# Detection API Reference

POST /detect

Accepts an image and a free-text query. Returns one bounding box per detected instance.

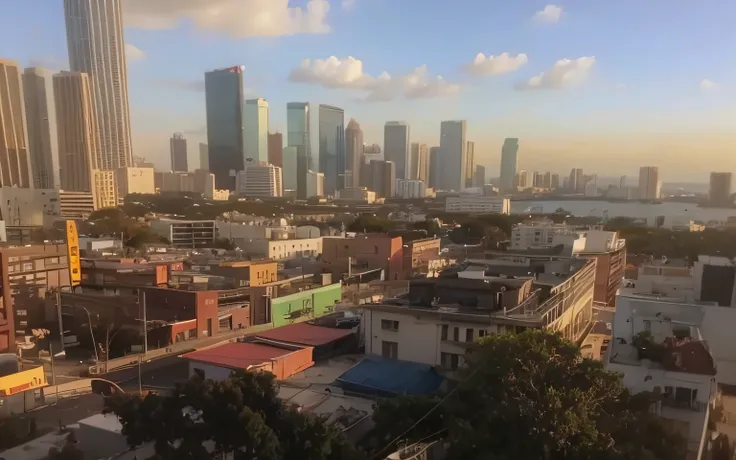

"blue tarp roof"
[336,355,444,397]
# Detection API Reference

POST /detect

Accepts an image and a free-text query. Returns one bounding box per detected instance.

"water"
[509,200,736,223]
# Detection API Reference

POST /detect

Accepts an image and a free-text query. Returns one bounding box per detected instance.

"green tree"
[104,370,362,460]
[411,219,441,237]
[347,215,395,233]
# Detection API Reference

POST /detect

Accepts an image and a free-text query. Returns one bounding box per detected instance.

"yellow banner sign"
[66,220,81,287]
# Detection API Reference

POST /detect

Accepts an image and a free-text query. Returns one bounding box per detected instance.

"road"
[105,354,189,391]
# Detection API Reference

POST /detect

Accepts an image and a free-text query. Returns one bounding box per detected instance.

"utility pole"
[55,290,65,353]
[50,342,57,405]
[142,291,148,355]
[138,356,142,394]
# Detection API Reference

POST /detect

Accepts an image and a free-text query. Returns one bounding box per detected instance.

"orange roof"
[182,342,298,370]
[254,322,354,346]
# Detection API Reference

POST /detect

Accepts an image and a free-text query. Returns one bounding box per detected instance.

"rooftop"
[182,342,305,370]
[253,322,355,347]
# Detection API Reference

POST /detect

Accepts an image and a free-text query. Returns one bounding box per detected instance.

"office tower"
[533,172,544,188]
[396,180,427,199]
[439,120,467,191]
[638,166,660,200]
[205,66,245,190]
[384,122,410,179]
[515,170,528,188]
[53,72,97,194]
[318,104,345,195]
[428,146,440,189]
[64,0,132,170]
[282,146,297,191]
[93,170,118,208]
[287,102,311,199]
[0,59,32,188]
[551,173,560,190]
[306,170,325,198]
[170,133,188,172]
[116,166,155,197]
[569,168,585,193]
[23,67,59,189]
[268,132,283,168]
[542,172,552,189]
[235,163,283,197]
[199,143,209,170]
[619,175,627,188]
[370,160,396,198]
[465,141,475,188]
[345,119,363,189]
[244,98,269,163]
[474,165,486,187]
[499,138,519,193]
[409,143,429,182]
[709,172,733,205]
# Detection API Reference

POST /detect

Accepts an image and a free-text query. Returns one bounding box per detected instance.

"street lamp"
[79,306,100,363]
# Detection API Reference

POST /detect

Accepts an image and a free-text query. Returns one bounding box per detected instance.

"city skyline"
[1,1,733,180]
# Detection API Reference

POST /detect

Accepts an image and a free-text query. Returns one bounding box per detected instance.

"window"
[441,352,461,370]
[381,319,399,331]
[441,324,448,340]
[465,328,474,342]
[453,327,459,341]
[382,341,398,359]
[478,329,487,338]
[15,309,27,316]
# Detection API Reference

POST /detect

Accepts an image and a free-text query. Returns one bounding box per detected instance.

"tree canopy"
[346,215,395,233]
[104,370,362,460]
[370,329,686,460]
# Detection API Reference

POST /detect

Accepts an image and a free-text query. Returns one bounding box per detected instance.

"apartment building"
[150,219,217,248]
[445,196,510,214]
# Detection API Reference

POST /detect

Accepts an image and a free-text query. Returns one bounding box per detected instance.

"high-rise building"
[64,0,133,170]
[428,146,440,189]
[53,71,97,194]
[345,119,363,189]
[569,168,585,193]
[465,141,475,188]
[318,104,345,195]
[235,163,283,197]
[306,170,324,198]
[170,133,188,172]
[474,165,486,187]
[709,172,732,205]
[268,132,283,168]
[384,122,410,180]
[542,172,552,189]
[0,58,32,188]
[370,160,396,199]
[93,170,118,209]
[205,66,245,190]
[116,166,155,197]
[533,172,544,188]
[286,102,311,199]
[23,67,59,189]
[499,138,519,193]
[244,98,269,163]
[199,143,209,170]
[638,166,660,200]
[439,120,467,191]
[409,143,429,182]
[551,173,560,190]
[396,180,427,199]
[282,146,297,191]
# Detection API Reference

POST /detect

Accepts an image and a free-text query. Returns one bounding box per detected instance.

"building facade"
[235,163,283,197]
[318,105,345,196]
[150,219,217,248]
[428,146,440,189]
[708,172,732,205]
[465,141,475,188]
[205,66,245,190]
[445,196,510,214]
[638,166,661,200]
[23,67,59,189]
[370,160,396,198]
[499,138,518,193]
[199,143,209,170]
[384,122,410,180]
[306,170,325,198]
[286,102,311,199]
[244,98,269,163]
[92,170,117,209]
[267,132,283,168]
[282,146,297,191]
[345,119,363,189]
[116,166,155,197]
[474,165,486,187]
[409,143,429,182]
[397,179,427,199]
[0,58,32,188]
[439,120,467,191]
[170,133,188,172]
[64,0,133,170]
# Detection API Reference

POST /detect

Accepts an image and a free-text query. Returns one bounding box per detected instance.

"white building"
[306,170,324,198]
[438,120,467,191]
[606,295,719,458]
[235,163,283,197]
[116,166,155,197]
[510,222,574,250]
[150,219,217,248]
[239,236,323,260]
[396,179,426,199]
[638,166,661,200]
[244,98,269,163]
[628,264,695,301]
[445,195,510,214]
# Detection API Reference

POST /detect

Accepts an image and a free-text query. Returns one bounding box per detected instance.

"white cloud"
[534,5,563,23]
[123,0,330,37]
[125,44,146,61]
[342,0,357,10]
[465,52,529,76]
[289,56,460,101]
[700,79,717,90]
[515,57,596,91]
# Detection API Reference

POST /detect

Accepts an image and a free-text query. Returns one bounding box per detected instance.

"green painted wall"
[270,283,342,328]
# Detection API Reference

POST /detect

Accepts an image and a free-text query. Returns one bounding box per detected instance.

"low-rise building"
[445,195,510,214]
[150,219,217,248]
[208,259,278,287]
[402,237,441,278]
[322,234,403,281]
[235,163,283,197]
[59,190,95,218]
[239,236,323,260]
[336,187,376,203]
[0,188,59,227]
[510,221,576,250]
[155,169,216,199]
[116,166,155,197]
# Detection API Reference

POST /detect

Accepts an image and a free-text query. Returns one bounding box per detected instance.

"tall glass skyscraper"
[286,102,311,199]
[384,122,410,180]
[318,105,345,196]
[244,98,269,163]
[500,138,519,193]
[439,120,467,191]
[205,66,245,190]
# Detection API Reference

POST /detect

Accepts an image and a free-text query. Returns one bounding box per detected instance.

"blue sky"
[1,0,735,180]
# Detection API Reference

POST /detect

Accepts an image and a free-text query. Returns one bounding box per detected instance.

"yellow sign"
[0,366,47,396]
[66,220,81,287]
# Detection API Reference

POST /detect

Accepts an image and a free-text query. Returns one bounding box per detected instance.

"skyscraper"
[64,0,132,170]
[499,138,519,193]
[282,146,297,191]
[205,66,245,190]
[465,141,475,188]
[23,67,59,189]
[0,58,32,188]
[268,132,283,168]
[318,104,345,195]
[474,165,486,187]
[199,143,209,170]
[384,122,410,179]
[439,120,467,191]
[53,72,97,193]
[569,168,585,193]
[638,166,660,200]
[409,143,429,182]
[170,133,188,172]
[709,172,732,205]
[370,160,396,198]
[286,102,311,199]
[345,119,363,189]
[428,146,440,189]
[244,98,269,163]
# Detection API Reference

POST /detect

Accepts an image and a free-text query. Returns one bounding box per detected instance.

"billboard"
[66,220,81,287]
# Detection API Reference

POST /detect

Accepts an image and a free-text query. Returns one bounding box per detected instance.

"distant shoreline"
[509,196,735,209]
